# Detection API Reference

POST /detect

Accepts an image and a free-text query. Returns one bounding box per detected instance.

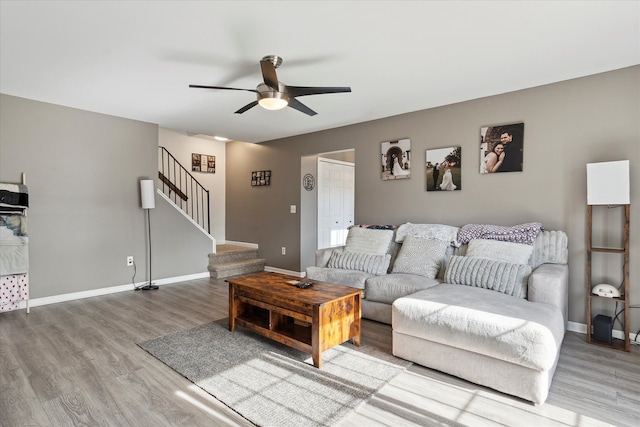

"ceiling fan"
[189,55,351,116]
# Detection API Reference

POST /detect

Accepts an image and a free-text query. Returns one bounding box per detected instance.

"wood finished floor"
[1,277,638,427]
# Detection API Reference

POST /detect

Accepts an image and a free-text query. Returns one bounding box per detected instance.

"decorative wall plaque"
[303,173,315,191]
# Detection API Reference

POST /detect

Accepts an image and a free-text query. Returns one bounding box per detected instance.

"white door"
[318,158,355,249]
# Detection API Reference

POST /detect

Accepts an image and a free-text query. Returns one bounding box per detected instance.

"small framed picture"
[251,170,271,186]
[192,153,215,173]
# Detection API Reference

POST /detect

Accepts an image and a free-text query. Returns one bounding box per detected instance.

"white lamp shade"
[140,180,155,209]
[586,160,630,205]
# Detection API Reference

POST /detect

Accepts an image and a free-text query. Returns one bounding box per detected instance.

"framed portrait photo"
[480,122,524,174]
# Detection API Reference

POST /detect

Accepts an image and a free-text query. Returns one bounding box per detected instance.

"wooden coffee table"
[228,272,362,368]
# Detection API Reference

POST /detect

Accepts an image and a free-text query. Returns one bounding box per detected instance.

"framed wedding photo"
[381,138,411,181]
[426,146,461,192]
[480,122,524,174]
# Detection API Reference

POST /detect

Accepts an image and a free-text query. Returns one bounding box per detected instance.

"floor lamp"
[137,180,158,290]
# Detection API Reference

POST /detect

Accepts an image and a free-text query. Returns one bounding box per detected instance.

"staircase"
[208,244,266,279]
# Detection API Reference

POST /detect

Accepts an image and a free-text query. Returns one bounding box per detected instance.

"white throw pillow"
[466,239,533,265]
[344,227,394,255]
[391,235,449,279]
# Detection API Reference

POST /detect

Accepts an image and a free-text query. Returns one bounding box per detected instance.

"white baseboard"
[567,320,638,343]
[567,321,587,334]
[264,266,305,277]
[12,272,210,310]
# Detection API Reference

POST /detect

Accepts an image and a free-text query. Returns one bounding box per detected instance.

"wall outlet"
[281,247,286,255]
[126,256,134,266]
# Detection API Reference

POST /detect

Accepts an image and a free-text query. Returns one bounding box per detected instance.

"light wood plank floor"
[1,278,638,427]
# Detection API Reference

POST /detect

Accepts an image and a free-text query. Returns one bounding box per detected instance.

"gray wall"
[0,94,211,299]
[226,65,640,328]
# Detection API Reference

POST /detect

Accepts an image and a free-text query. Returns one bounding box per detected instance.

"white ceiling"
[1,1,639,143]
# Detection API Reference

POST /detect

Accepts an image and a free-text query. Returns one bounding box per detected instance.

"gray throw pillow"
[444,255,532,298]
[391,235,449,279]
[465,239,533,265]
[344,227,394,255]
[327,250,391,275]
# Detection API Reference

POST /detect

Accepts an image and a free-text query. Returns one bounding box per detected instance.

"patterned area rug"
[138,319,410,426]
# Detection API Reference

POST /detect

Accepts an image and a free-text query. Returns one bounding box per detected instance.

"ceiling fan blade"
[287,86,351,97]
[260,60,279,90]
[234,100,259,114]
[189,84,258,93]
[288,98,317,116]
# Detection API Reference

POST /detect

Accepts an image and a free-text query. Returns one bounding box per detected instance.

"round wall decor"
[303,173,315,191]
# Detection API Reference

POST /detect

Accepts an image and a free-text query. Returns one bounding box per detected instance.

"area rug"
[138,319,410,427]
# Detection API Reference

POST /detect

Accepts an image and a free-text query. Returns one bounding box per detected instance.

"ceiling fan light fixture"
[258,93,289,110]
[257,83,289,110]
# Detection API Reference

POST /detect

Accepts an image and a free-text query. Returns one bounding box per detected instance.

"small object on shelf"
[593,314,613,344]
[592,284,621,298]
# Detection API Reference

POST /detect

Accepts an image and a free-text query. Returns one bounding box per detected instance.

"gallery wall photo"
[381,138,411,180]
[480,122,524,174]
[426,146,461,192]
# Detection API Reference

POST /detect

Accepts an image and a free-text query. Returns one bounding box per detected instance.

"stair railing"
[158,146,210,234]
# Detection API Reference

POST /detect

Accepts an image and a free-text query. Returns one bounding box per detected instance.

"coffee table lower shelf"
[235,313,313,354]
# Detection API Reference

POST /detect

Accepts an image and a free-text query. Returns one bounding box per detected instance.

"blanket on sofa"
[457,222,543,245]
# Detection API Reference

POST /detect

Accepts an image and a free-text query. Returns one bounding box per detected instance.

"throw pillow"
[391,235,449,279]
[444,255,532,298]
[466,239,533,265]
[327,250,391,275]
[344,227,394,255]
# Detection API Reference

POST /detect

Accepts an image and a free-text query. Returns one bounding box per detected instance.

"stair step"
[209,258,266,279]
[210,245,259,265]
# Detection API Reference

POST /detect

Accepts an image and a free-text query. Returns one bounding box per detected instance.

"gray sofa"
[306,223,569,404]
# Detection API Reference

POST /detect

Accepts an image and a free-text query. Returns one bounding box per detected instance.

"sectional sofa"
[306,222,569,404]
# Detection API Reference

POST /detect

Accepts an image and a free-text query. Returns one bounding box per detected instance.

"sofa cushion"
[392,285,564,371]
[444,255,531,298]
[391,235,449,278]
[345,227,394,255]
[365,273,440,305]
[465,239,533,264]
[305,266,371,290]
[327,250,391,275]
